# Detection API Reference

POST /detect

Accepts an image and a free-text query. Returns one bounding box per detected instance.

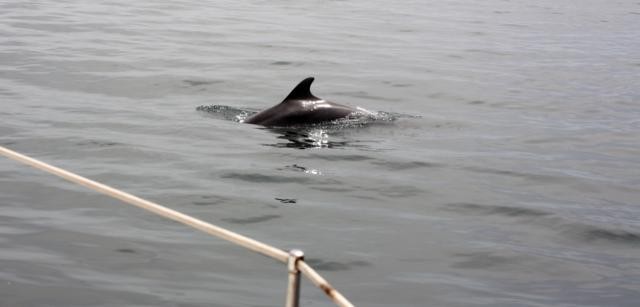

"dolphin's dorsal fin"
[282,77,318,102]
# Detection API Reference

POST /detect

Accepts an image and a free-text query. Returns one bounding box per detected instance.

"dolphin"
[244,77,372,127]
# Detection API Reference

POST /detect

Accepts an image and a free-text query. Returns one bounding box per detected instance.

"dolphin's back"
[245,100,353,126]
[244,77,357,127]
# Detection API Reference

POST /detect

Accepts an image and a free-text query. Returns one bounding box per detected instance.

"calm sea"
[1,1,639,306]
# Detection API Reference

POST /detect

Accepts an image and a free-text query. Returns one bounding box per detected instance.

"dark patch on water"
[221,172,310,184]
[271,61,291,65]
[76,140,121,147]
[469,100,485,105]
[222,214,281,224]
[183,79,221,86]
[443,203,551,217]
[116,248,136,254]
[392,83,412,88]
[275,198,296,204]
[305,258,371,271]
[566,225,640,246]
[377,185,424,198]
[463,166,562,182]
[451,252,519,269]
[281,164,307,172]
[192,195,228,206]
[448,203,640,247]
[0,88,18,96]
[501,23,528,28]
[371,160,441,170]
[427,92,444,99]
[382,80,413,87]
[270,61,302,66]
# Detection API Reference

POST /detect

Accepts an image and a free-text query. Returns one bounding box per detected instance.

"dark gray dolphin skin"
[244,77,370,126]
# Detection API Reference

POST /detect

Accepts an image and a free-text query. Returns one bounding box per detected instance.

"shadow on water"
[222,214,282,225]
[304,257,372,272]
[442,203,640,247]
[564,225,640,247]
[442,202,552,217]
[262,127,363,149]
[197,104,417,149]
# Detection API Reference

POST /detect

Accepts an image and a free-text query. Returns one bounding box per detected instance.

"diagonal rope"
[0,145,354,307]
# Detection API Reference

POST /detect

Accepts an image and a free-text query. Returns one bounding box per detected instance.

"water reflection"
[263,127,351,149]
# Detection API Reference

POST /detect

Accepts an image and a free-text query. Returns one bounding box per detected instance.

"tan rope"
[0,145,354,306]
[0,145,292,260]
[299,261,355,307]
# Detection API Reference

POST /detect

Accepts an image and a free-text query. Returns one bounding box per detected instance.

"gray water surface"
[2,1,640,306]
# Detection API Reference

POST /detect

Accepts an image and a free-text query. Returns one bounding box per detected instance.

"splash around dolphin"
[244,77,374,127]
